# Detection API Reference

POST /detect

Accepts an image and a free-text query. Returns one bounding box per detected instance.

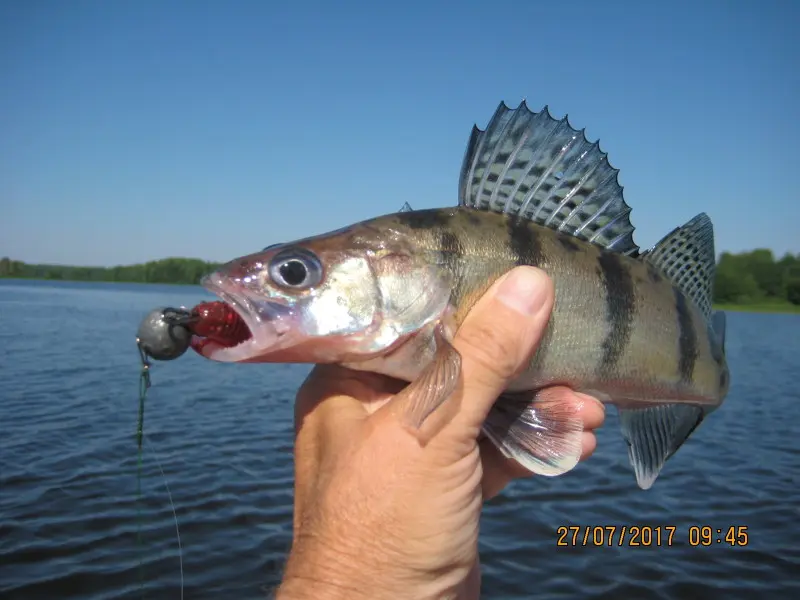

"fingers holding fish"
[296,364,405,424]
[479,387,605,500]
[451,266,555,431]
[573,392,606,430]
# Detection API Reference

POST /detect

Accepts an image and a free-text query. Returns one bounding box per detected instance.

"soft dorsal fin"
[642,213,716,320]
[458,101,639,256]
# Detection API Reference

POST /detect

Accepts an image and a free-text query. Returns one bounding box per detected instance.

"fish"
[193,101,730,490]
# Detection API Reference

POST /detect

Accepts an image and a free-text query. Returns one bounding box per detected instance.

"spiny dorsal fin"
[642,213,716,320]
[398,202,413,213]
[458,101,639,256]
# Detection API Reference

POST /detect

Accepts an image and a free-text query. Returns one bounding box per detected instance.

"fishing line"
[136,343,151,596]
[143,432,185,600]
[136,339,185,600]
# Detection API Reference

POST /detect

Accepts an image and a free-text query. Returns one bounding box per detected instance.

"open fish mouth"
[196,273,296,362]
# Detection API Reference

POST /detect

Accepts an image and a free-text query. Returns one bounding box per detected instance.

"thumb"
[452,266,554,429]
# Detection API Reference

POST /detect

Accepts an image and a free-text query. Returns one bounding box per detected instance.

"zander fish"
[193,102,730,490]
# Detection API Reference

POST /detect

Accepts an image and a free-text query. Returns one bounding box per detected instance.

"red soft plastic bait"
[190,301,250,348]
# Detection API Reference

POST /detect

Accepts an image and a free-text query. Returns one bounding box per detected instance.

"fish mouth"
[197,272,297,362]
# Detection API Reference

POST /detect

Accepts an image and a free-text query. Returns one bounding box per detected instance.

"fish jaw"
[196,271,304,363]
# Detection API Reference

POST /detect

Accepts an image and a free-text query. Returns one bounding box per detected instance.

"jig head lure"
[136,301,246,360]
[134,301,246,446]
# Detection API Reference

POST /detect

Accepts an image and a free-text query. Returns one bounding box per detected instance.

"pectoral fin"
[392,324,462,433]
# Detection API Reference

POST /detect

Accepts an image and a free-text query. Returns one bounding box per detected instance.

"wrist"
[275,576,374,600]
[276,534,400,600]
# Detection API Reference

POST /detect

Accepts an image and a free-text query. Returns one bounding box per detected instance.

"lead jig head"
[136,307,194,361]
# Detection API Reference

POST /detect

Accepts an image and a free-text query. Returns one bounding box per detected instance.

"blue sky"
[1,0,798,266]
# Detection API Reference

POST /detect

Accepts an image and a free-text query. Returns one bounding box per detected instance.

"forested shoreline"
[714,250,800,309]
[0,256,222,286]
[2,250,799,311]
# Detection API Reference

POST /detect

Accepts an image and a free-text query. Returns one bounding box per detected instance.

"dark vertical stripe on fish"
[438,229,467,306]
[597,251,635,373]
[506,217,544,267]
[674,288,698,384]
[557,235,581,253]
[395,209,451,230]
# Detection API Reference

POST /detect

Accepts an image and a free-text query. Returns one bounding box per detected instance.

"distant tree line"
[2,249,799,305]
[715,249,800,305]
[0,256,223,285]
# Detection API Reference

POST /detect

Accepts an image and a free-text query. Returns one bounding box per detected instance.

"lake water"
[1,279,798,599]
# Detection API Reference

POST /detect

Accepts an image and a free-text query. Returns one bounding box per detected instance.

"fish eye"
[268,248,323,289]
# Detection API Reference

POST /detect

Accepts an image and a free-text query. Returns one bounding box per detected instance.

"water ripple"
[1,280,798,598]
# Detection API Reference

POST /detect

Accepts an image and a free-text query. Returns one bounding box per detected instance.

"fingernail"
[575,392,606,413]
[496,267,549,316]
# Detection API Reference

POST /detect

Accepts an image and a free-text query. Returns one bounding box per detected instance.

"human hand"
[276,267,605,600]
